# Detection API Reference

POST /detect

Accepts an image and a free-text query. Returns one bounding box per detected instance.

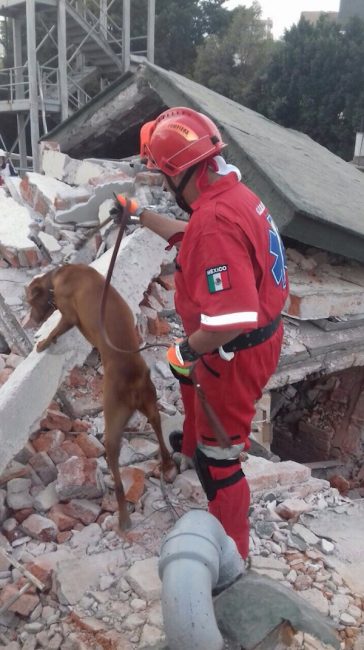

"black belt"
[218,315,281,354]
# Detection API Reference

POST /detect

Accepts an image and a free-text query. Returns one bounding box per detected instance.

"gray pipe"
[159,510,243,650]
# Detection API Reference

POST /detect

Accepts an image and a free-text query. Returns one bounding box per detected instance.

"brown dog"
[26,263,177,530]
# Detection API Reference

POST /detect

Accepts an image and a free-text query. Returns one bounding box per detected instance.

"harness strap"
[220,315,281,354]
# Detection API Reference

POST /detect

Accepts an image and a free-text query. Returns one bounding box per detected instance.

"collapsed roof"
[43,60,364,263]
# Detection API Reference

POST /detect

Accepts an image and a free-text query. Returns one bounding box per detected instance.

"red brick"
[24,248,41,268]
[0,584,40,616]
[57,530,72,544]
[71,418,90,433]
[75,432,105,458]
[14,508,34,524]
[120,467,145,504]
[25,562,52,591]
[32,430,66,453]
[329,475,350,495]
[48,440,86,464]
[40,409,73,432]
[0,367,14,385]
[0,245,20,268]
[147,315,170,336]
[158,273,176,291]
[68,367,88,389]
[48,504,78,531]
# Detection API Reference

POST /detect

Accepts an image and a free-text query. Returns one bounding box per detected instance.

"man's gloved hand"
[167,337,200,378]
[109,194,144,225]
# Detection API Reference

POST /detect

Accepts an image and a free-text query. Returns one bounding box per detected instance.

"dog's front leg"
[36,316,73,352]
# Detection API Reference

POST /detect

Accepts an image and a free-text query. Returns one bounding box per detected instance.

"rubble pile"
[272,369,364,498]
[0,149,363,649]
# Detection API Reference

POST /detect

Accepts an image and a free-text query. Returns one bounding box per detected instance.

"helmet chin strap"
[164,164,198,215]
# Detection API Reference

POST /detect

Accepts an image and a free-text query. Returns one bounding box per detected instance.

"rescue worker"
[112,107,288,559]
[0,149,17,186]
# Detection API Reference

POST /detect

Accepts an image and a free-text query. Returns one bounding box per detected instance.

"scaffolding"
[0,0,155,172]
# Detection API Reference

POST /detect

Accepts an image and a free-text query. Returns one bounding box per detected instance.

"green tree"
[249,16,364,160]
[193,2,275,104]
[124,0,231,75]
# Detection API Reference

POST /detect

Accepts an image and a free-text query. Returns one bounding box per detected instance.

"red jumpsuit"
[173,172,289,558]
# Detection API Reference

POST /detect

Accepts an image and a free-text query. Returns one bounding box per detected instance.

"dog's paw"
[162,459,179,483]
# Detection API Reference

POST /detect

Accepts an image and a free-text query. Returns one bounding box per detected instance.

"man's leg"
[208,465,250,559]
[193,446,250,559]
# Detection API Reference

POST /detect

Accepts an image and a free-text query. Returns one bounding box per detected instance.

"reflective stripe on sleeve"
[200,312,258,327]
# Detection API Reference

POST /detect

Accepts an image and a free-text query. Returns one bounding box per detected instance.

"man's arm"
[188,328,243,356]
[140,209,187,243]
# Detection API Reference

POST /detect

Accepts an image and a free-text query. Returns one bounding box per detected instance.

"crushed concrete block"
[20,172,90,216]
[38,231,62,254]
[125,557,161,602]
[33,481,59,512]
[244,456,279,492]
[55,549,123,605]
[276,461,311,485]
[174,469,206,502]
[74,160,105,185]
[54,180,134,225]
[0,195,40,268]
[299,588,330,616]
[41,150,71,180]
[6,478,33,510]
[276,498,313,520]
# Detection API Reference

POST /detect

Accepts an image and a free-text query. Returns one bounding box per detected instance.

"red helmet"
[144,107,226,176]
[139,120,156,169]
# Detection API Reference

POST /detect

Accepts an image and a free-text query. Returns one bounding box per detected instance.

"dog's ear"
[26,282,44,302]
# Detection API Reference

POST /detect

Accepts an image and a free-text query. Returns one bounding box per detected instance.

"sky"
[226,0,340,39]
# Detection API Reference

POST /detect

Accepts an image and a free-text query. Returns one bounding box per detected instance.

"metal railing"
[0,63,91,112]
[67,0,123,55]
[0,66,31,102]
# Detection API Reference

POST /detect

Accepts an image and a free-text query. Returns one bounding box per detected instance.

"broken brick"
[40,409,73,433]
[75,432,105,458]
[32,430,66,453]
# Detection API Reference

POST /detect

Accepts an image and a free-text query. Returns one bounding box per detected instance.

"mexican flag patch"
[206,265,231,293]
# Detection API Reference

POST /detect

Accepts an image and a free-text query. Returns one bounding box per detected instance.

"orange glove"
[109,195,143,225]
[166,338,200,378]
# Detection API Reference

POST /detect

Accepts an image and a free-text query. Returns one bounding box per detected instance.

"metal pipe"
[159,510,243,650]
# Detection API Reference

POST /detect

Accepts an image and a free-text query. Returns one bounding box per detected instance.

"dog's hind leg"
[139,376,177,483]
[36,315,74,352]
[103,392,133,531]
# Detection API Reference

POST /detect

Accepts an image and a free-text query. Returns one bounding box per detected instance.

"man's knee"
[193,446,244,501]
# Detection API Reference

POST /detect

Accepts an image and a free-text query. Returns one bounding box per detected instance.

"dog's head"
[25,270,56,326]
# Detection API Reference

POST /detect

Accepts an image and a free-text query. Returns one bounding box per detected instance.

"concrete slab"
[54,180,134,225]
[286,271,364,320]
[302,501,364,596]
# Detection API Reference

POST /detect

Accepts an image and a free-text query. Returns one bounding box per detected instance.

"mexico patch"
[206,265,231,293]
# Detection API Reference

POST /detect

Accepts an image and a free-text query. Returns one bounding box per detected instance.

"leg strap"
[193,447,244,502]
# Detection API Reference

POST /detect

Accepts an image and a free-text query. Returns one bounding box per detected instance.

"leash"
[99,198,231,449]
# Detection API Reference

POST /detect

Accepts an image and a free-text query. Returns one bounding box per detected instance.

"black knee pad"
[193,447,244,502]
